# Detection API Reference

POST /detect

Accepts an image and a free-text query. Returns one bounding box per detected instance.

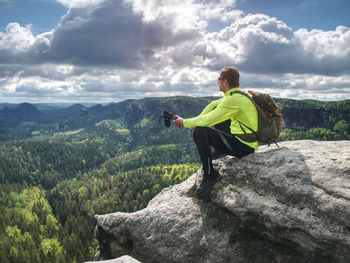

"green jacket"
[183,87,258,150]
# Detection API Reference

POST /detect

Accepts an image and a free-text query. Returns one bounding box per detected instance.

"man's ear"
[224,79,229,87]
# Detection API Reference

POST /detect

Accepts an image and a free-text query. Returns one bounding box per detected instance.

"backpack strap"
[229,90,249,98]
[229,90,257,139]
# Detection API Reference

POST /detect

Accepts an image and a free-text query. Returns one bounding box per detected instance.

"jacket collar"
[224,87,240,96]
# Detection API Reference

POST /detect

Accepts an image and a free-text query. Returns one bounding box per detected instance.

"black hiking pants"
[192,126,255,176]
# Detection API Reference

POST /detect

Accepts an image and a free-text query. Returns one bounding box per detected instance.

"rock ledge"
[94,140,350,263]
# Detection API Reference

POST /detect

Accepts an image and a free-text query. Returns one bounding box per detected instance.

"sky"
[0,0,350,103]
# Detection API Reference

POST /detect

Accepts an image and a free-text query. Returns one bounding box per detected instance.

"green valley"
[0,96,349,262]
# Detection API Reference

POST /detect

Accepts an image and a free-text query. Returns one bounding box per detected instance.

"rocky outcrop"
[93,140,350,263]
[86,255,141,263]
[281,107,333,129]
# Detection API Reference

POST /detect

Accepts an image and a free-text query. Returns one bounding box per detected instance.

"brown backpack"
[231,90,282,146]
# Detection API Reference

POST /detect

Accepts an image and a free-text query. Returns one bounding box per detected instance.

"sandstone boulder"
[93,140,350,263]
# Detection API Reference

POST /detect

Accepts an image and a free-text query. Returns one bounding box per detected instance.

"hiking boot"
[195,170,222,198]
[212,149,227,160]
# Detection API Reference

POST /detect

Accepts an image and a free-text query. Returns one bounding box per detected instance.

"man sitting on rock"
[173,67,258,198]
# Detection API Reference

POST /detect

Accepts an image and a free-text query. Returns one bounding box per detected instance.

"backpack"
[231,90,282,146]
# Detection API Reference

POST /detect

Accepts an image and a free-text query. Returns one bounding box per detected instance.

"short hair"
[220,67,240,87]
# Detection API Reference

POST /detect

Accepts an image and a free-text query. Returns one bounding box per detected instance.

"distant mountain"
[42,103,89,121]
[33,103,74,111]
[0,103,18,109]
[0,103,48,128]
[0,96,349,136]
[16,103,46,120]
[66,103,87,111]
[1,102,99,111]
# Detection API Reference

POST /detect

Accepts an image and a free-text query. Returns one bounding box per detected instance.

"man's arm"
[173,98,223,128]
[183,97,239,128]
[199,98,223,116]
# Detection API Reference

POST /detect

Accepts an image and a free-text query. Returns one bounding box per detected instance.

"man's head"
[218,67,240,92]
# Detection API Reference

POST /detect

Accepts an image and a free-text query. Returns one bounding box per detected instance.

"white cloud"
[126,0,242,33]
[55,0,104,9]
[296,26,350,60]
[241,72,350,100]
[0,23,35,52]
[198,0,243,22]
[179,14,350,76]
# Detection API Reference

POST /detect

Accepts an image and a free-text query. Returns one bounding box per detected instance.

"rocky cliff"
[281,107,333,129]
[93,140,350,263]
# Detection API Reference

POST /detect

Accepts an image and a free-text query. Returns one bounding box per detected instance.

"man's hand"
[174,115,184,128]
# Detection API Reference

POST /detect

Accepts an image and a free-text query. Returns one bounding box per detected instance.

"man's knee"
[192,126,208,141]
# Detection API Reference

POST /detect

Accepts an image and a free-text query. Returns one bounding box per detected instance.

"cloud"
[241,72,350,100]
[197,0,243,23]
[295,26,350,74]
[182,14,350,75]
[128,0,242,26]
[55,0,104,9]
[0,0,349,102]
[0,23,53,65]
[3,1,348,75]
[1,0,202,68]
[0,23,35,52]
[48,0,201,67]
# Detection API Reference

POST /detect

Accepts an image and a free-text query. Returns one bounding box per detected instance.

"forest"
[0,96,349,262]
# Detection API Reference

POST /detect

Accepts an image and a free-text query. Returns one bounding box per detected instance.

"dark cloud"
[47,0,200,67]
[0,0,201,68]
